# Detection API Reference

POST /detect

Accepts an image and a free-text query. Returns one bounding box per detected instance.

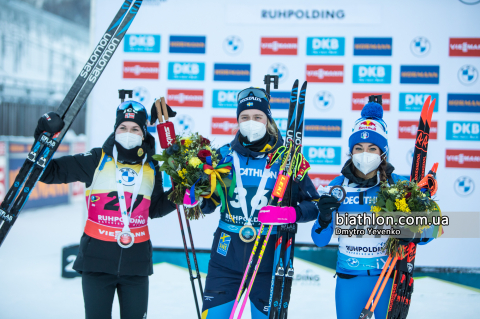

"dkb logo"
[353,65,391,84]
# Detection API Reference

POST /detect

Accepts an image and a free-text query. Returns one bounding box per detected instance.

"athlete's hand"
[315,195,341,229]
[258,206,297,225]
[150,101,176,125]
[34,112,64,140]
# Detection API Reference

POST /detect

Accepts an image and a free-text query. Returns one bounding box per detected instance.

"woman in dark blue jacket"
[199,87,320,319]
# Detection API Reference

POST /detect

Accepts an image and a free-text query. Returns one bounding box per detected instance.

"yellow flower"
[189,157,202,168]
[371,206,382,213]
[395,198,411,212]
[177,168,188,180]
[183,139,192,148]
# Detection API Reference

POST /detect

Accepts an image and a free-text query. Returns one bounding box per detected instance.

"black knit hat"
[114,101,148,137]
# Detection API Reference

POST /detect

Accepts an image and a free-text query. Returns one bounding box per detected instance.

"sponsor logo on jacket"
[124,34,160,53]
[449,38,480,57]
[398,120,437,139]
[445,150,480,168]
[167,89,203,107]
[352,93,390,111]
[304,119,342,138]
[447,94,480,113]
[446,121,480,141]
[167,62,205,80]
[309,173,339,188]
[260,37,298,55]
[213,63,251,81]
[211,117,237,135]
[306,65,344,83]
[169,35,206,54]
[306,37,345,56]
[212,90,239,108]
[123,62,159,79]
[400,65,440,84]
[353,37,392,56]
[399,93,439,112]
[352,65,391,84]
[304,146,341,165]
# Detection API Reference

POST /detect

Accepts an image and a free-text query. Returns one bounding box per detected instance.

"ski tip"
[431,162,439,173]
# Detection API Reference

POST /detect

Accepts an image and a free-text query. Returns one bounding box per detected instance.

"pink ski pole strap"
[258,205,297,225]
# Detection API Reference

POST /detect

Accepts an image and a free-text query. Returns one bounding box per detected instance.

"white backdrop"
[88,0,480,267]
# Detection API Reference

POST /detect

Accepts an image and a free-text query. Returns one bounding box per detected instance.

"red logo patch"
[211,117,237,135]
[260,37,298,55]
[123,62,159,79]
[358,120,377,131]
[306,65,344,83]
[398,121,437,140]
[449,38,480,57]
[445,149,480,168]
[351,93,390,111]
[167,89,204,107]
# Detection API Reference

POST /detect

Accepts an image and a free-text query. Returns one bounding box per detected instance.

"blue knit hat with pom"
[348,102,388,154]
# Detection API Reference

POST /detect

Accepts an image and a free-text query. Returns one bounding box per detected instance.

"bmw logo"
[313,91,334,111]
[132,87,150,104]
[174,114,195,133]
[406,147,414,166]
[454,176,474,196]
[458,65,478,85]
[223,36,243,55]
[346,258,359,268]
[119,168,138,186]
[410,37,430,57]
[268,63,288,83]
[459,0,480,4]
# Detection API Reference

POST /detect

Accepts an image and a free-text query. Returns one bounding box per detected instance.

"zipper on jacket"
[117,248,123,277]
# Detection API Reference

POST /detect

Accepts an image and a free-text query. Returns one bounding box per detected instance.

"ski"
[268,81,306,319]
[278,82,306,319]
[0,0,134,214]
[268,80,299,319]
[387,96,436,319]
[0,0,143,247]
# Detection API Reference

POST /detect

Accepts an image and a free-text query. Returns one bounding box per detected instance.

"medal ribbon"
[232,151,271,226]
[113,146,147,233]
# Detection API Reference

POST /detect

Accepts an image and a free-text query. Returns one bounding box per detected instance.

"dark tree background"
[19,0,91,27]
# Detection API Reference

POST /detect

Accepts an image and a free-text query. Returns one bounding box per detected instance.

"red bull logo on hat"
[358,120,377,131]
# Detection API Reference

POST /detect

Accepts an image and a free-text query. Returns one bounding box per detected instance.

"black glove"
[315,195,341,229]
[34,112,64,140]
[150,101,177,125]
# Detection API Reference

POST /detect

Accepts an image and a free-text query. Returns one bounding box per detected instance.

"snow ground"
[0,202,479,319]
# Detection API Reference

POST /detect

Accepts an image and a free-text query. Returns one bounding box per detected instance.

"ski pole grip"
[155,99,164,123]
[161,97,169,121]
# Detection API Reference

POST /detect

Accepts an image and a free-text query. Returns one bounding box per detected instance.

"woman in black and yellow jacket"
[36,100,175,319]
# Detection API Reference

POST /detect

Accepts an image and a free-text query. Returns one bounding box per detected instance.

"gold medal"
[239,225,257,243]
[137,148,144,157]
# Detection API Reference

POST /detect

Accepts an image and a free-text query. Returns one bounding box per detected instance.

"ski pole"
[229,224,265,319]
[359,256,398,319]
[183,208,204,300]
[174,199,202,319]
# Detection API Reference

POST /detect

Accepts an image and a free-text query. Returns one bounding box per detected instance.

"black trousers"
[82,271,149,319]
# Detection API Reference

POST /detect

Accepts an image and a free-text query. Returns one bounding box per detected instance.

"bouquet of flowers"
[152,133,233,220]
[370,180,442,257]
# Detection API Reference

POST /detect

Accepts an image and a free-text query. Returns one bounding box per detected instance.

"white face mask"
[352,152,382,175]
[239,120,267,142]
[115,132,143,150]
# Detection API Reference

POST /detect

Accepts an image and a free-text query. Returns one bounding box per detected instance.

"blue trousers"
[336,275,393,319]
[201,228,276,319]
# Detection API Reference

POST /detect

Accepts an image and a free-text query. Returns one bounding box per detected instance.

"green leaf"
[386,199,395,212]
[376,197,385,207]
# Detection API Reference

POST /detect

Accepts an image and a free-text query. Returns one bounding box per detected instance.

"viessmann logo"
[213,63,251,81]
[167,89,204,107]
[447,94,480,113]
[169,36,206,54]
[211,117,237,135]
[351,93,390,111]
[260,37,298,55]
[398,120,437,139]
[306,65,344,83]
[123,62,159,79]
[449,38,480,57]
[445,150,480,169]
